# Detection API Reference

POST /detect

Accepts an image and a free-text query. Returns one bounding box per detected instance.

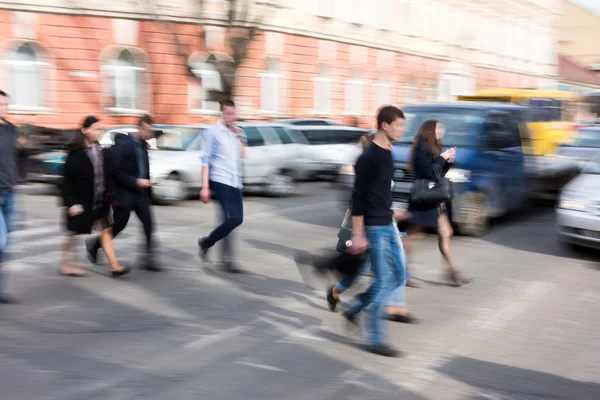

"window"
[190,61,222,112]
[257,126,282,145]
[8,43,45,108]
[335,129,367,144]
[402,0,416,36]
[345,73,364,116]
[259,62,282,114]
[402,85,417,105]
[373,82,392,110]
[273,127,293,144]
[104,49,145,111]
[346,0,363,24]
[377,0,394,30]
[301,129,336,145]
[487,114,522,150]
[314,69,333,114]
[243,126,265,147]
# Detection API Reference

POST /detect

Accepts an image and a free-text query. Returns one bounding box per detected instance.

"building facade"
[0,0,560,129]
[558,0,600,72]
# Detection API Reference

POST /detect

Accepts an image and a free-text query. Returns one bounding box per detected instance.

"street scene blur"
[1,0,600,399]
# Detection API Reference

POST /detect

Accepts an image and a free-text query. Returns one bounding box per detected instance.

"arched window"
[8,43,45,108]
[104,49,145,111]
[190,56,223,112]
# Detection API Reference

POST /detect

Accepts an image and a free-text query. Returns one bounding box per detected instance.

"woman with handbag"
[405,120,472,286]
[60,116,130,278]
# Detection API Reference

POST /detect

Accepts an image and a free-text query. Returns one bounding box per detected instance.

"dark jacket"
[407,142,452,229]
[109,133,151,208]
[61,143,113,234]
[0,121,17,192]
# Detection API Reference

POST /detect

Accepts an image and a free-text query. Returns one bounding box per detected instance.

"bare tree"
[150,0,273,102]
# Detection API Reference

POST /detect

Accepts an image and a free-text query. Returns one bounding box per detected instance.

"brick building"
[0,0,560,129]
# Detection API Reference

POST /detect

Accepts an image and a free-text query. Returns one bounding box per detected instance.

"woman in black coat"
[406,120,473,286]
[60,116,130,278]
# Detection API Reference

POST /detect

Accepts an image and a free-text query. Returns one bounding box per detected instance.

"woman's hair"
[359,134,375,151]
[69,115,100,150]
[409,119,441,169]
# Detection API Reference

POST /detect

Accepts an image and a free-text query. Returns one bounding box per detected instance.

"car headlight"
[339,164,355,176]
[558,192,586,211]
[445,168,471,183]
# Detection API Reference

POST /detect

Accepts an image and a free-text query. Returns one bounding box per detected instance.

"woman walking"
[60,116,130,278]
[405,120,473,286]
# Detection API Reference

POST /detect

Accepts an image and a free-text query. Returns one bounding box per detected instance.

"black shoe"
[0,294,17,304]
[364,343,400,358]
[198,238,210,262]
[342,310,360,331]
[326,285,339,312]
[112,266,131,278]
[85,237,99,264]
[141,255,162,272]
[386,313,418,324]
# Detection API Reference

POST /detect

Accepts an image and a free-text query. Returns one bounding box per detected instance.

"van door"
[242,126,268,185]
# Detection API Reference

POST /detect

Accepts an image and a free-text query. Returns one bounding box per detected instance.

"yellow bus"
[458,89,579,155]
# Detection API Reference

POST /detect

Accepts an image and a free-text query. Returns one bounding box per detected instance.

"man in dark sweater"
[344,105,408,357]
[0,90,17,304]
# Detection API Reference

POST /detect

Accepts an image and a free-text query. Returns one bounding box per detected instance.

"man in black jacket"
[86,115,160,271]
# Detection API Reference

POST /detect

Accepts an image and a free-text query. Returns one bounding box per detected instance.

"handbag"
[410,163,452,205]
[336,207,353,253]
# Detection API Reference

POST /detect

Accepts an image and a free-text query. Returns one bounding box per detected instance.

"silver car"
[555,125,600,169]
[556,156,600,250]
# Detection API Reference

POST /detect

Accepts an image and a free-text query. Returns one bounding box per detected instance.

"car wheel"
[456,191,489,237]
[154,173,187,205]
[266,172,296,197]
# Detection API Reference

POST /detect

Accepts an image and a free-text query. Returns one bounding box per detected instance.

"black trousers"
[94,194,154,253]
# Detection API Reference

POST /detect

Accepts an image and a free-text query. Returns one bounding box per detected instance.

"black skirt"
[65,205,111,235]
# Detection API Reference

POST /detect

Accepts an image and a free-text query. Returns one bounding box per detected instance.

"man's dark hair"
[376,105,404,130]
[138,114,153,127]
[0,90,8,98]
[220,99,235,110]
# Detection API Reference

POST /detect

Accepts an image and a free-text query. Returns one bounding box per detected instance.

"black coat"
[407,142,451,229]
[61,144,113,234]
[109,133,151,209]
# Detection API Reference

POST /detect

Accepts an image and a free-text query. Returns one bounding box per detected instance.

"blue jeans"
[346,223,408,345]
[0,192,15,293]
[204,181,244,258]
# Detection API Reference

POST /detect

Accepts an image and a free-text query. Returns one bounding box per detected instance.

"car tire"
[266,172,296,197]
[456,191,489,237]
[153,173,187,205]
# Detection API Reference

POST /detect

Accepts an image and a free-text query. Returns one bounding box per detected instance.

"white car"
[556,156,600,250]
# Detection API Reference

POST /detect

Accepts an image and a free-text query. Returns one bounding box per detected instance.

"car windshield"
[396,109,485,147]
[583,156,600,174]
[567,129,600,148]
[155,128,201,151]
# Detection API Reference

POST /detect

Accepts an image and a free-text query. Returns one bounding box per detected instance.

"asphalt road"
[1,183,599,400]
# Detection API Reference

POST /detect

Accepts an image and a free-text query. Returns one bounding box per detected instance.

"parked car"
[292,125,372,180]
[555,125,600,168]
[276,118,341,126]
[556,155,600,250]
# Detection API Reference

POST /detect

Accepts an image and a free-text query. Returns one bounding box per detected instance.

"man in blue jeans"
[198,100,246,273]
[0,90,17,304]
[345,105,407,357]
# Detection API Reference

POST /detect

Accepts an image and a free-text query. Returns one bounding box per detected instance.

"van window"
[244,127,265,147]
[398,109,485,147]
[301,129,336,145]
[335,129,366,144]
[287,129,309,145]
[487,114,521,150]
[273,127,293,144]
[257,127,282,145]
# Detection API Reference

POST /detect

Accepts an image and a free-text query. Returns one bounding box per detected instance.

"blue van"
[391,102,532,236]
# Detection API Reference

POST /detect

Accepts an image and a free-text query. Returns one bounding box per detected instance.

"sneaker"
[364,343,400,358]
[85,237,99,264]
[326,285,339,312]
[342,310,360,333]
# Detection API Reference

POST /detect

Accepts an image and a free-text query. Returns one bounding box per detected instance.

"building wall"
[558,0,600,69]
[0,0,560,129]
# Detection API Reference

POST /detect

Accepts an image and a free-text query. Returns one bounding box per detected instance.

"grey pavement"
[1,183,599,400]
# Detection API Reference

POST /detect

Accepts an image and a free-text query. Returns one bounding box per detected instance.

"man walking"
[0,91,18,303]
[86,115,160,271]
[344,105,408,357]
[198,100,246,273]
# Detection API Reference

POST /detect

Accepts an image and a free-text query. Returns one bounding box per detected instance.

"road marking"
[184,321,258,350]
[234,358,287,373]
